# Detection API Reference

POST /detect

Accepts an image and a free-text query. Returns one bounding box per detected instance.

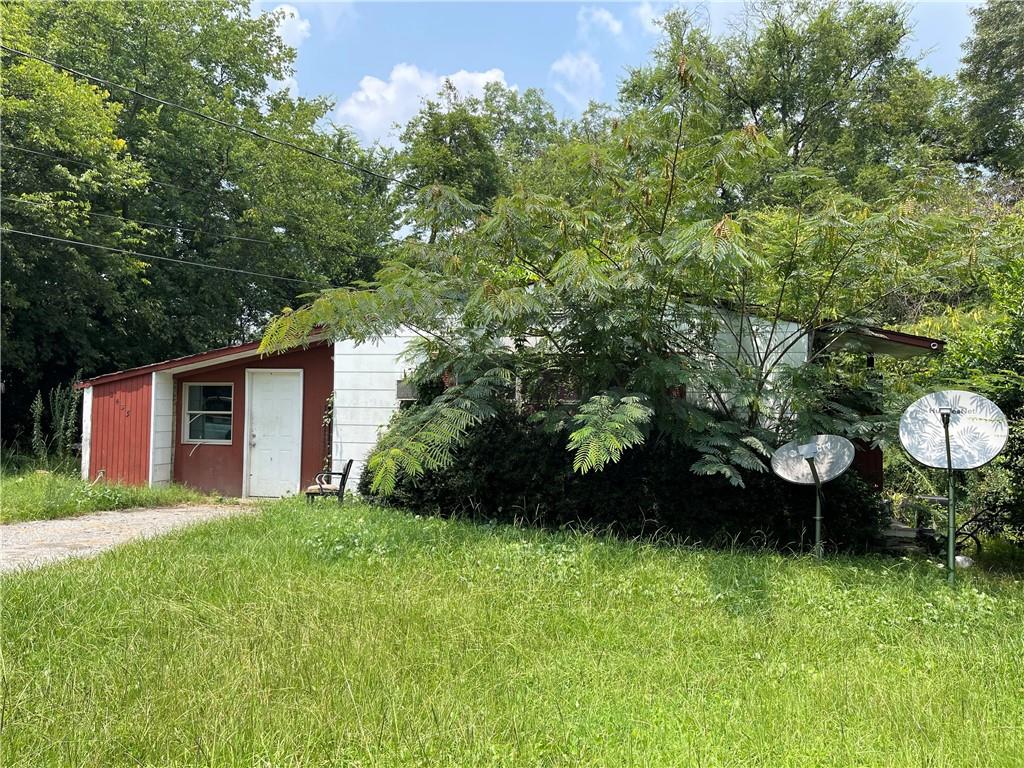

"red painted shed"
[80,330,419,497]
[81,340,338,497]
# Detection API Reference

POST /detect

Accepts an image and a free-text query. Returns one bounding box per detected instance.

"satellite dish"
[899,390,1008,470]
[771,435,855,485]
[899,390,1008,586]
[771,434,855,558]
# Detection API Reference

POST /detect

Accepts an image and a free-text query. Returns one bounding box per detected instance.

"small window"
[396,378,418,402]
[183,383,233,443]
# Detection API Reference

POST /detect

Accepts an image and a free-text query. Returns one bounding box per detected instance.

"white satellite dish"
[899,390,1008,470]
[771,434,856,557]
[899,390,1008,585]
[771,435,856,485]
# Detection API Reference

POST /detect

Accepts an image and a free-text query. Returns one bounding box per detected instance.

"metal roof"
[78,334,327,388]
[814,324,945,359]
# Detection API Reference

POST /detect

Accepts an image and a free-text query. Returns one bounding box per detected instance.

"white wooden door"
[246,370,302,497]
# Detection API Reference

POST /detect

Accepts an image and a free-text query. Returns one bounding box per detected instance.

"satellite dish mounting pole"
[940,408,955,586]
[900,391,1008,586]
[805,458,823,558]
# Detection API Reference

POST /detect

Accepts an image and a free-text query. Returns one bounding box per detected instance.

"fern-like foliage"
[687,420,772,488]
[367,367,513,495]
[567,394,653,473]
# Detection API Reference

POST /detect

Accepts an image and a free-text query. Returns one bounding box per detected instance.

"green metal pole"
[806,458,823,559]
[814,489,823,559]
[942,412,955,587]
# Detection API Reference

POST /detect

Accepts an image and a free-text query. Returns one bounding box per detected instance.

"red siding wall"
[173,343,333,496]
[852,440,884,491]
[90,375,152,485]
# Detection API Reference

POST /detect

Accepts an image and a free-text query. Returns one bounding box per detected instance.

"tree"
[395,81,564,242]
[263,46,978,494]
[888,209,1024,540]
[396,82,508,241]
[2,0,398,440]
[621,1,951,202]
[1,1,151,433]
[960,0,1024,174]
[478,82,562,175]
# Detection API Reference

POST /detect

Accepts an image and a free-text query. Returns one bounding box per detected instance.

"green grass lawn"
[2,499,1022,766]
[0,470,219,523]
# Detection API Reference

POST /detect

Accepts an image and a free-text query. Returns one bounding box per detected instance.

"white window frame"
[181,382,234,445]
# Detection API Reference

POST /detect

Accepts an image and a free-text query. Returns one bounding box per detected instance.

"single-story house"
[77,324,943,497]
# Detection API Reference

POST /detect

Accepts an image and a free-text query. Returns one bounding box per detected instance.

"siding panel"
[150,371,175,485]
[333,331,419,484]
[90,374,152,485]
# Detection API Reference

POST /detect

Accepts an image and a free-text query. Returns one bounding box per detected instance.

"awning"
[813,324,945,359]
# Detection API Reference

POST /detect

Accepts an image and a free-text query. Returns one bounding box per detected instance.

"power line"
[1,44,416,192]
[2,195,274,245]
[2,228,323,286]
[1,142,191,192]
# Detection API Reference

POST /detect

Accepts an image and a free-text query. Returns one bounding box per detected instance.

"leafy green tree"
[396,82,507,241]
[395,81,564,241]
[478,82,562,175]
[264,47,977,494]
[960,0,1024,174]
[622,1,951,201]
[1,1,151,434]
[880,205,1023,544]
[2,0,397,439]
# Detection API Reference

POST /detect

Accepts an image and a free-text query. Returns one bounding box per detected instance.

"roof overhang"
[78,332,327,389]
[814,324,945,359]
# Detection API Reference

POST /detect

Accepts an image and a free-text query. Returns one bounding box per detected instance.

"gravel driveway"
[0,504,254,573]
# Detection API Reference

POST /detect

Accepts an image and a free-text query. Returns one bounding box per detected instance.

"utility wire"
[1,142,191,192]
[1,44,417,192]
[2,195,274,245]
[2,228,323,286]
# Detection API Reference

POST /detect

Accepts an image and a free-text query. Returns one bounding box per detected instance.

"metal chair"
[304,459,354,504]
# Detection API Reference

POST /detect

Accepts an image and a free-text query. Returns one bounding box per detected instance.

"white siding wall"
[689,309,811,420]
[332,331,419,486]
[81,386,93,480]
[149,371,175,486]
[329,316,813,488]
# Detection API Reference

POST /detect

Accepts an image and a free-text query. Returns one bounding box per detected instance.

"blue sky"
[255,1,979,146]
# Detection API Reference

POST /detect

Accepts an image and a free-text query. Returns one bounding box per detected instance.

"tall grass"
[2,499,1022,766]
[0,470,217,523]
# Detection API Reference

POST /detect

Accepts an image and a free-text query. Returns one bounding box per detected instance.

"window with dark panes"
[183,383,233,443]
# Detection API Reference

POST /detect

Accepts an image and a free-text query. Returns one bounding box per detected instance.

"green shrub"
[360,407,886,552]
[969,410,1024,538]
[23,380,82,468]
[30,392,46,459]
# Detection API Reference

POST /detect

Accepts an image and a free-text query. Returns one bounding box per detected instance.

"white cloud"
[336,64,509,146]
[272,4,311,49]
[577,7,624,39]
[633,2,663,36]
[550,51,603,112]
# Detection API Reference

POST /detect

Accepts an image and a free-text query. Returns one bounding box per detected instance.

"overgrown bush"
[360,406,886,552]
[25,380,81,468]
[968,410,1024,539]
